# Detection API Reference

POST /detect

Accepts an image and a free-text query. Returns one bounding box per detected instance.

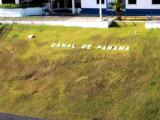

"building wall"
[81,0,106,8]
[125,0,160,9]
[81,0,160,9]
[81,0,160,15]
[81,0,107,14]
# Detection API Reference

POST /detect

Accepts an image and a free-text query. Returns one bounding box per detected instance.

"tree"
[113,0,124,20]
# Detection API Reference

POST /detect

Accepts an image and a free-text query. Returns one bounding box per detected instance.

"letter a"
[125,46,130,50]
[107,46,113,50]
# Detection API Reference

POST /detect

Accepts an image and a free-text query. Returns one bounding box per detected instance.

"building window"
[128,0,136,4]
[2,0,15,4]
[97,0,105,4]
[152,0,160,4]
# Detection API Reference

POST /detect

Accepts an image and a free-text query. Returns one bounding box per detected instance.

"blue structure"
[81,0,160,16]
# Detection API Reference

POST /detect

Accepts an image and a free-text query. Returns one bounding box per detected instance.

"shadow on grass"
[0,24,13,44]
[110,22,138,27]
[0,24,7,34]
[110,22,121,27]
[0,112,59,120]
[132,22,137,26]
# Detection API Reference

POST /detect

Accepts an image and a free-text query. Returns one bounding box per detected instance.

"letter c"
[51,43,56,47]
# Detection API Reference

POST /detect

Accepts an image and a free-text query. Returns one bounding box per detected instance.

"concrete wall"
[0,7,43,17]
[126,0,160,9]
[145,21,160,29]
[0,20,113,28]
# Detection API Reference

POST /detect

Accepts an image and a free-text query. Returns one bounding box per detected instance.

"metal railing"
[0,12,110,22]
[1,11,160,22]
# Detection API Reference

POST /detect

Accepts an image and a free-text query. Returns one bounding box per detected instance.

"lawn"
[0,23,160,120]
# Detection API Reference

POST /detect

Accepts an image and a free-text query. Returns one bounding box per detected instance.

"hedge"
[0,4,43,9]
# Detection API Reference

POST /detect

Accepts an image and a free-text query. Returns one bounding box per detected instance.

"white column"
[99,0,103,19]
[66,0,68,7]
[72,0,75,14]
[0,0,2,4]
[15,0,20,4]
[50,0,53,9]
[27,0,29,5]
[64,0,66,8]
[57,2,60,8]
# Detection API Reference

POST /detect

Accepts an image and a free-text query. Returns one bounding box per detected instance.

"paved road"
[0,113,59,120]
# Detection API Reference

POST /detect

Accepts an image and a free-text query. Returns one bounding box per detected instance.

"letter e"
[87,45,92,49]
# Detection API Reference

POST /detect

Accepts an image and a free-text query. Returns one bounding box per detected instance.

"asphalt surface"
[0,113,59,120]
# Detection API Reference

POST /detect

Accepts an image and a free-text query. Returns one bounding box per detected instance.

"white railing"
[0,7,43,17]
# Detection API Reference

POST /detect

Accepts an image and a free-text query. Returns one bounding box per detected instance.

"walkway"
[0,16,114,28]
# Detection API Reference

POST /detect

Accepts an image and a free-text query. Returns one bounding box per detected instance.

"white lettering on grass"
[82,45,93,49]
[82,45,87,49]
[72,44,76,48]
[51,43,56,47]
[66,44,72,48]
[61,44,67,47]
[51,43,130,51]
[125,46,130,50]
[119,46,125,50]
[107,46,113,50]
[97,46,102,49]
[87,45,92,49]
[113,46,118,50]
[102,46,106,50]
[56,43,61,47]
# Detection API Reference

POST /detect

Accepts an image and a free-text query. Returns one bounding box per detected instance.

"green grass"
[0,23,160,120]
[0,16,42,19]
[120,19,149,21]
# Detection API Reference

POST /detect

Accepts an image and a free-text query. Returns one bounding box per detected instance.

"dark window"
[97,0,105,4]
[128,0,136,4]
[153,0,160,4]
[2,0,15,4]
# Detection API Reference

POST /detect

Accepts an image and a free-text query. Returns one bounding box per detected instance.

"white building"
[81,0,160,15]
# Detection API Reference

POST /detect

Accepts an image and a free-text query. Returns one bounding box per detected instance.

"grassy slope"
[0,23,160,120]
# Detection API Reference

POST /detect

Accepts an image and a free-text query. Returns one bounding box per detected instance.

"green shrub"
[150,82,156,86]
[0,4,26,9]
[0,4,43,9]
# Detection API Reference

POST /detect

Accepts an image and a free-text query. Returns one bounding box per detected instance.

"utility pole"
[97,0,104,21]
[99,0,102,19]
[72,0,75,14]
